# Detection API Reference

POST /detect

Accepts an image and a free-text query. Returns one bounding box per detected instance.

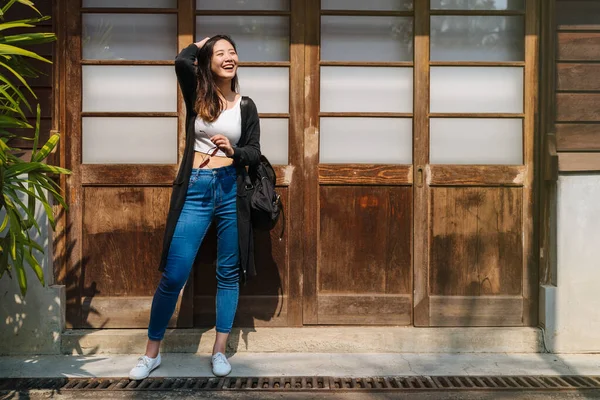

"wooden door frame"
[414,0,540,327]
[54,0,305,328]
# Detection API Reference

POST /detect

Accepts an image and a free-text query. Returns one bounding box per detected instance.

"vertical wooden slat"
[302,0,319,324]
[538,0,556,287]
[64,0,83,328]
[523,0,539,326]
[287,0,306,326]
[53,0,68,286]
[413,0,430,327]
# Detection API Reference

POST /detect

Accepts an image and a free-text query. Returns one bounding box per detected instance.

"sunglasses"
[198,145,220,169]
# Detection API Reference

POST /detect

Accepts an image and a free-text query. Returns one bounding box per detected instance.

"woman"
[129,35,261,379]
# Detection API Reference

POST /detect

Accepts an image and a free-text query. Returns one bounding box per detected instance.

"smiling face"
[210,39,238,81]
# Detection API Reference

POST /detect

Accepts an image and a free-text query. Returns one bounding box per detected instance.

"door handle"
[416,166,424,188]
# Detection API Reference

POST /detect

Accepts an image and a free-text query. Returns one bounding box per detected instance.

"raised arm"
[174,38,209,112]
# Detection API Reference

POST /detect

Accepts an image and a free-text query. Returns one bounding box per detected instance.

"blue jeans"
[148,165,239,341]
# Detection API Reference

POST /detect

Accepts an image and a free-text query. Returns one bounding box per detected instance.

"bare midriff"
[193,151,234,169]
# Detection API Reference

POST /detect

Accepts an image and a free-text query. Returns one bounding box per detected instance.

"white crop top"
[194,97,242,156]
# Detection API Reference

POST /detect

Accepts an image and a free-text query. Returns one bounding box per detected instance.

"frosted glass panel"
[431,0,524,10]
[83,118,177,164]
[83,14,176,60]
[430,67,523,113]
[321,17,413,62]
[83,66,177,112]
[431,16,524,61]
[197,0,289,10]
[83,0,176,7]
[237,68,289,114]
[321,67,413,113]
[430,118,522,164]
[322,0,413,10]
[259,119,288,165]
[320,118,412,163]
[196,16,289,62]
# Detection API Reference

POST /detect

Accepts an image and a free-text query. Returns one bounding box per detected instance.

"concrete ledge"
[61,327,544,355]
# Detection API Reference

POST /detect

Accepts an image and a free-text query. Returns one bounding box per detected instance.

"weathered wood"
[319,112,413,118]
[81,8,178,13]
[319,186,412,324]
[429,296,524,326]
[81,296,186,329]
[557,32,600,61]
[430,61,525,67]
[194,295,289,327]
[53,0,68,287]
[64,0,84,328]
[558,153,600,172]
[302,0,319,325]
[413,0,429,327]
[429,113,525,118]
[556,124,600,151]
[81,165,178,185]
[557,64,600,91]
[286,0,305,327]
[556,93,600,121]
[195,10,290,16]
[80,112,178,117]
[556,0,600,30]
[319,165,412,185]
[82,187,170,296]
[522,0,539,327]
[318,295,411,325]
[81,60,173,65]
[320,61,413,67]
[320,10,413,17]
[430,187,523,297]
[545,134,559,181]
[428,166,526,186]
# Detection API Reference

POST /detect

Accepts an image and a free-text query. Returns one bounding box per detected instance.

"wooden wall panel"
[557,32,600,61]
[556,94,600,122]
[556,0,600,29]
[317,185,412,325]
[553,1,600,171]
[557,64,600,91]
[318,186,412,296]
[430,188,523,297]
[556,124,600,151]
[193,188,289,327]
[82,187,169,297]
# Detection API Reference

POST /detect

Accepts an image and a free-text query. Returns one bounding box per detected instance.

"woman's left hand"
[211,135,234,157]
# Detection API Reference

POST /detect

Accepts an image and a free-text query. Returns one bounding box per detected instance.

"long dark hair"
[194,35,240,123]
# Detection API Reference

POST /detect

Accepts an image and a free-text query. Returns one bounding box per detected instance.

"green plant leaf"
[0,115,31,129]
[0,60,36,97]
[1,33,56,47]
[14,244,27,296]
[0,22,35,32]
[32,131,58,162]
[0,214,8,231]
[0,44,52,63]
[23,249,43,286]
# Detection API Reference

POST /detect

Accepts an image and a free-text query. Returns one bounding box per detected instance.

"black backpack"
[245,155,284,239]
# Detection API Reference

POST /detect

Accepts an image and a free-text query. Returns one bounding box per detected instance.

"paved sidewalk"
[1,353,599,378]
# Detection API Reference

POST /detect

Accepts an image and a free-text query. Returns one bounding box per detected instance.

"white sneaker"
[211,352,231,377]
[129,354,161,380]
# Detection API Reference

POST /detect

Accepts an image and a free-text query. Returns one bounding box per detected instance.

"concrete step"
[61,327,544,355]
[1,353,599,378]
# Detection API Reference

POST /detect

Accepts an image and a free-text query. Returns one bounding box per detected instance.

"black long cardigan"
[158,43,262,282]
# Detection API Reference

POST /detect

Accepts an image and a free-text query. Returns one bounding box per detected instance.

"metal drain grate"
[1,376,599,392]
